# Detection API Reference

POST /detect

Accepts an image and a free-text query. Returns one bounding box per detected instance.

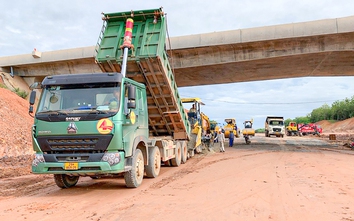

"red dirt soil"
[2,73,354,221]
[0,88,34,158]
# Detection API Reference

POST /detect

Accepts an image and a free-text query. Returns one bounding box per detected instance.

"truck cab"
[29,73,150,188]
[265,116,285,138]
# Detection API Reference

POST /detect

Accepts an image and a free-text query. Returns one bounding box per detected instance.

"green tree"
[310,104,331,122]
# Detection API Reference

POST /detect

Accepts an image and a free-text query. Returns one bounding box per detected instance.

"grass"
[0,83,28,99]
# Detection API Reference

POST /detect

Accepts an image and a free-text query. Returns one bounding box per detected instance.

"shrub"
[0,84,7,89]
[13,87,28,99]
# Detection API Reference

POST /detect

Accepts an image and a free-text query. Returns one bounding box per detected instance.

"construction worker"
[189,104,196,112]
[229,130,235,147]
[205,129,212,151]
[189,104,197,119]
[108,89,120,110]
[217,129,226,152]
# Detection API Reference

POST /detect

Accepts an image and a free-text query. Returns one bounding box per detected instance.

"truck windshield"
[270,121,284,125]
[37,85,122,114]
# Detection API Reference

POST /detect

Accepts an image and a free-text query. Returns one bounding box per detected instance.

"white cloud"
[5,26,21,34]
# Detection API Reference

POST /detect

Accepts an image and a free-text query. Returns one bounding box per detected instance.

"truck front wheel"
[145,146,161,178]
[54,174,79,189]
[124,149,144,188]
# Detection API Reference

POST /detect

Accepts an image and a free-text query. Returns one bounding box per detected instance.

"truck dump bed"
[95,8,190,139]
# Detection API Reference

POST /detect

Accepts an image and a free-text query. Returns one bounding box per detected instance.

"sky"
[1,0,354,129]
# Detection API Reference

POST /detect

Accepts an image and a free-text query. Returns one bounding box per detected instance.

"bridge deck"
[0,15,354,87]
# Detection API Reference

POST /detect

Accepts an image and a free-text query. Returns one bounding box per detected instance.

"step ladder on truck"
[28,8,196,189]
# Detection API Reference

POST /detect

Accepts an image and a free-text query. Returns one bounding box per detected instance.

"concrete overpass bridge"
[0,15,354,87]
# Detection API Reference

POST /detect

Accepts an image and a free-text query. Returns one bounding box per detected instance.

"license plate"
[64,162,78,170]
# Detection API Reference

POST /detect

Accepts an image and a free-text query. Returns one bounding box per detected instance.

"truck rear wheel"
[171,142,182,167]
[145,146,161,178]
[181,141,188,164]
[124,149,144,188]
[54,174,79,189]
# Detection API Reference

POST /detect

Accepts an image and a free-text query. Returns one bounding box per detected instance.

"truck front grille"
[37,135,113,153]
[48,138,98,150]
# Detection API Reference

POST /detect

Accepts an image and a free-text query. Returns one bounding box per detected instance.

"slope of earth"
[0,73,35,178]
[316,118,354,146]
[0,88,34,157]
[317,118,354,133]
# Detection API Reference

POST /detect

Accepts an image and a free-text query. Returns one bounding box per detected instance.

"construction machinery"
[181,97,211,153]
[286,121,299,136]
[28,8,198,189]
[223,118,239,138]
[265,116,285,138]
[242,119,255,144]
[210,120,219,133]
[298,123,323,136]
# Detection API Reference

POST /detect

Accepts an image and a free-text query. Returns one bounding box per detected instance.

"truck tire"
[164,160,172,166]
[54,174,79,189]
[145,146,161,178]
[171,142,182,167]
[181,141,188,164]
[186,134,197,159]
[188,149,194,159]
[124,149,144,188]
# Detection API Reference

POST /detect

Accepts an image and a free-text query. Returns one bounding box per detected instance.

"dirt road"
[1,135,354,221]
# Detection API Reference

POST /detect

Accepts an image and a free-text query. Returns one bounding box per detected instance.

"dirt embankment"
[0,87,34,157]
[316,118,354,146]
[0,73,34,178]
[317,118,354,134]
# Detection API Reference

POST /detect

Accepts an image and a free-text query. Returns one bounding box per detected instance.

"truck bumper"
[32,152,126,176]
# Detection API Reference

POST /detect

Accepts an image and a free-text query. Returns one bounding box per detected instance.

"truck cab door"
[122,84,147,156]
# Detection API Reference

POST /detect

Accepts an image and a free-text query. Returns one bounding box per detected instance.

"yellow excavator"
[242,119,255,144]
[181,98,211,155]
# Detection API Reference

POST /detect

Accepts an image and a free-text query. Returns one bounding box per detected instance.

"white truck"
[265,116,285,138]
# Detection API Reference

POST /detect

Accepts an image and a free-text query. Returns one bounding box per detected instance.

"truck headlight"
[32,154,45,166]
[102,153,120,166]
[32,125,36,137]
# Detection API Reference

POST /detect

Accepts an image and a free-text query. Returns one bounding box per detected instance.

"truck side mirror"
[29,90,36,115]
[127,85,136,109]
[29,82,40,90]
[29,91,36,105]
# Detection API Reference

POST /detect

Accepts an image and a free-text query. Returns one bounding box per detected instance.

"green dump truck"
[29,8,195,188]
